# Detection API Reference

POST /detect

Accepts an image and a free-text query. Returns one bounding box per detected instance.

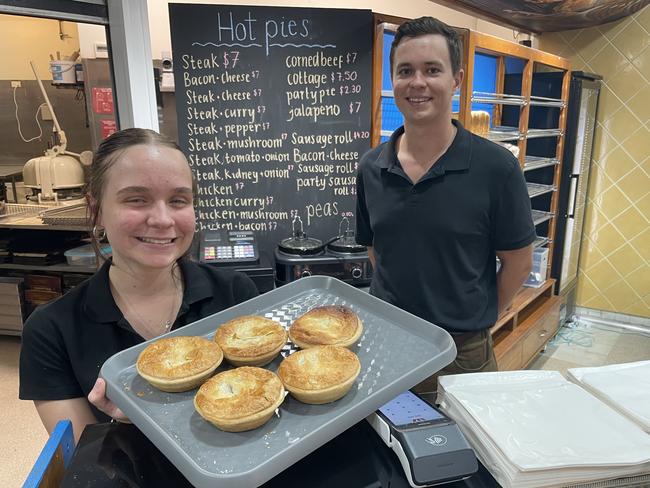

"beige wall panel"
[0,15,80,80]
[539,6,650,318]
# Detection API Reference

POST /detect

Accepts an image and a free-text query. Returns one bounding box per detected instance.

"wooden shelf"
[456,27,569,370]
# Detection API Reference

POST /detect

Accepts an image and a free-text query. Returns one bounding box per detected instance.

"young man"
[355,17,535,392]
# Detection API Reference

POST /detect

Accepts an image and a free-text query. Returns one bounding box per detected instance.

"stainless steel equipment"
[551,72,602,323]
[277,216,327,256]
[275,217,372,287]
[22,61,92,203]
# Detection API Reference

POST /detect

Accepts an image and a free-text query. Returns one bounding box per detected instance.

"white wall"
[77,24,107,59]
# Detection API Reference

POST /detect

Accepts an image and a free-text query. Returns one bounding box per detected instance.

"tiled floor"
[2,316,649,487]
[0,335,48,488]
[528,319,650,375]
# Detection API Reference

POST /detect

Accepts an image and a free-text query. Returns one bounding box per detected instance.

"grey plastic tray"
[101,276,456,488]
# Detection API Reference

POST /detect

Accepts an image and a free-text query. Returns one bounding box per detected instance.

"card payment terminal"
[199,229,259,265]
[367,391,477,487]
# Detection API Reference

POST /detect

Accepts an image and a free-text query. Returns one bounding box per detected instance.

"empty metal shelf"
[529,95,565,108]
[527,183,556,197]
[531,209,554,225]
[471,91,527,106]
[526,128,563,139]
[524,156,560,171]
[486,126,522,142]
[533,236,550,248]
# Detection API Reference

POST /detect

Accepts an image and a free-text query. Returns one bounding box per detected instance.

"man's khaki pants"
[412,328,498,395]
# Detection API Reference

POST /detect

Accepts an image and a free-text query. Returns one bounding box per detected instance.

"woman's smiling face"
[96,144,196,272]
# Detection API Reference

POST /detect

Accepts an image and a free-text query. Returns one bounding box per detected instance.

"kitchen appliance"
[368,390,477,487]
[22,61,92,203]
[160,51,175,92]
[551,72,602,323]
[275,217,372,287]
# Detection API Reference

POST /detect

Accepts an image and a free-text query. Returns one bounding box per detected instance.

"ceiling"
[431,0,650,33]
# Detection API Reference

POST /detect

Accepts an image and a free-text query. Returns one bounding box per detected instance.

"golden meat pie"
[194,366,285,432]
[214,315,287,367]
[277,345,361,404]
[288,305,363,348]
[136,336,223,392]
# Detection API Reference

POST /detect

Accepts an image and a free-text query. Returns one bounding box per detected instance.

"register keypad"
[203,245,256,261]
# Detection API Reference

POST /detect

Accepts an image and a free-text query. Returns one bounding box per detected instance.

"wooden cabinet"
[492,280,562,370]
[370,19,569,368]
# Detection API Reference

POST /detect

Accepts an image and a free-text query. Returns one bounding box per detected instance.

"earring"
[92,225,106,241]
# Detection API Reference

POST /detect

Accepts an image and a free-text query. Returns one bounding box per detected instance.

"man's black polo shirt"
[355,121,535,333]
[19,259,258,422]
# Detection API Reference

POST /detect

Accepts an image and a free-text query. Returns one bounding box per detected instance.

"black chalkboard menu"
[169,4,372,254]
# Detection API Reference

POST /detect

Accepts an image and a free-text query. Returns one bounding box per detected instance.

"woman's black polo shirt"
[19,258,258,422]
[355,121,535,333]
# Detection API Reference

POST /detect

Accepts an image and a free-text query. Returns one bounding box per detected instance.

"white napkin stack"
[436,370,650,488]
[567,360,650,434]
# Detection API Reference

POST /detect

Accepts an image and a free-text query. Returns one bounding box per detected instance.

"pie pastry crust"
[288,305,363,349]
[277,345,361,404]
[194,366,285,432]
[214,315,287,367]
[136,336,223,392]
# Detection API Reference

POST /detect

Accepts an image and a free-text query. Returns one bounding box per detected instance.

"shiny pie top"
[194,366,285,420]
[214,315,287,358]
[136,336,223,380]
[289,305,362,346]
[277,345,361,391]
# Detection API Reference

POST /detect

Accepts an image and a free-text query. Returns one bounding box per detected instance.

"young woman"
[19,129,258,441]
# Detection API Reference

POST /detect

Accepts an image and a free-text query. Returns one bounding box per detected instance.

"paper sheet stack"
[567,360,650,434]
[437,370,650,488]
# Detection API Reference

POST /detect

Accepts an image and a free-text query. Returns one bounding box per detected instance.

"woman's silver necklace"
[115,282,181,337]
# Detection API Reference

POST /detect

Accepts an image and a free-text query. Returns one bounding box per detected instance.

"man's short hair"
[390,16,463,75]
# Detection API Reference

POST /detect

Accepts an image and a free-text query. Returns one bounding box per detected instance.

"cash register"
[198,229,275,293]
